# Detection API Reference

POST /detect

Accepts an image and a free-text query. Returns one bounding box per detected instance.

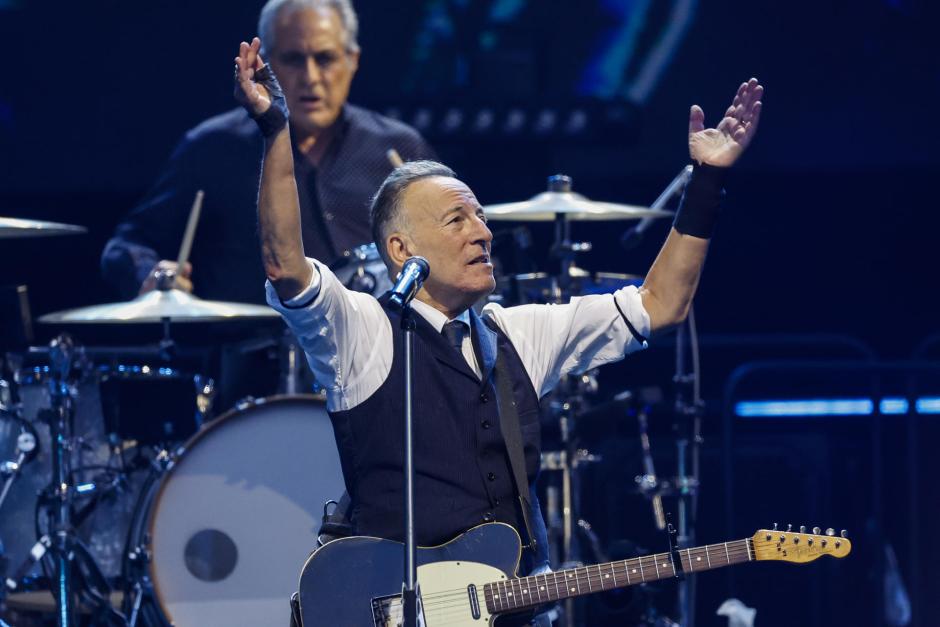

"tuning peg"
[825,528,835,536]
[787,524,792,532]
[812,526,821,535]
[799,525,806,533]
[841,529,848,538]
[773,522,778,531]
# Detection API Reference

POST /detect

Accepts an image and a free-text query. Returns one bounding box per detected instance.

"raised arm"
[640,78,763,333]
[234,37,312,301]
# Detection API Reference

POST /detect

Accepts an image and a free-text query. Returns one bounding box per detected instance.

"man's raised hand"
[234,37,271,117]
[688,78,763,168]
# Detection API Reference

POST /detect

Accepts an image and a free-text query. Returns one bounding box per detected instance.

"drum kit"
[0,168,702,627]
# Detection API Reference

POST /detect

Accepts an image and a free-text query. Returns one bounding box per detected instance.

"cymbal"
[39,289,280,324]
[0,216,88,238]
[484,192,673,222]
[512,270,644,303]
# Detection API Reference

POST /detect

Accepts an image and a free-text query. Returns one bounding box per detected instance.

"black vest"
[328,299,548,564]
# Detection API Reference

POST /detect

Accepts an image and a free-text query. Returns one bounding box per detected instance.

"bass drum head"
[147,395,344,626]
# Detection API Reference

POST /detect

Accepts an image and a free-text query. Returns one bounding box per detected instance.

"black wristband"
[672,163,728,239]
[247,64,290,137]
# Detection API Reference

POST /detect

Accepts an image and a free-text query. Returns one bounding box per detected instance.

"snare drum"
[125,395,344,627]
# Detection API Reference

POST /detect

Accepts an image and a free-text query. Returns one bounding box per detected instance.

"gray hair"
[258,0,360,55]
[371,160,457,269]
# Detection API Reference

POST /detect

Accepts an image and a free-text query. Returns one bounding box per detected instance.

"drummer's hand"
[688,78,763,167]
[234,37,271,117]
[139,260,193,295]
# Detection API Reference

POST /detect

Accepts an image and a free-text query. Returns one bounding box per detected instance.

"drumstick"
[386,149,404,168]
[176,189,205,272]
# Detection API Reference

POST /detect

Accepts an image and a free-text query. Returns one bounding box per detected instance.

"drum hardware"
[42,333,80,625]
[539,370,605,627]
[330,242,393,298]
[279,330,305,395]
[0,425,37,517]
[671,307,704,627]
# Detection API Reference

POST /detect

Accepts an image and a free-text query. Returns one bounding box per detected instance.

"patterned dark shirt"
[101,104,434,304]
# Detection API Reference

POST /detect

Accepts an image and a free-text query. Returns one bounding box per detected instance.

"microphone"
[619,165,693,250]
[388,256,430,311]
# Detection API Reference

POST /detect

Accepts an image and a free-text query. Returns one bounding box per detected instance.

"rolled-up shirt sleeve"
[265,259,392,411]
[483,285,650,398]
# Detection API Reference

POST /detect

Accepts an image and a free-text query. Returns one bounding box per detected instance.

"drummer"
[101,0,435,305]
[237,31,762,625]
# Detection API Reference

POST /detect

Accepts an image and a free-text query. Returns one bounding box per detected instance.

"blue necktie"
[441,320,467,355]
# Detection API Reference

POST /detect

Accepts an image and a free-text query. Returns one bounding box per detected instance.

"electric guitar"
[297,522,851,626]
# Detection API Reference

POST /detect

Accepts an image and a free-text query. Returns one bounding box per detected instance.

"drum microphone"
[620,165,693,251]
[388,256,430,310]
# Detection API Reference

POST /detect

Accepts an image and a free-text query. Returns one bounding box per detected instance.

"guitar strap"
[493,345,539,555]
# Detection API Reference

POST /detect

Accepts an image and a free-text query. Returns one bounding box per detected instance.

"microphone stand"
[400,303,420,627]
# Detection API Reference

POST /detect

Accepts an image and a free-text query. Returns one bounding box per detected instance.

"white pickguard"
[375,560,509,627]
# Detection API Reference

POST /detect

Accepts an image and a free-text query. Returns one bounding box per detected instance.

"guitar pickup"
[467,584,481,619]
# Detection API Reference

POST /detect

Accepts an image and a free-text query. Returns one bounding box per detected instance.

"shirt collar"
[409,299,471,333]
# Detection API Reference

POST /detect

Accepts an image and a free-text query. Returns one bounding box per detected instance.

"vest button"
[483,512,495,522]
[481,420,491,429]
[479,392,489,403]
[487,472,496,481]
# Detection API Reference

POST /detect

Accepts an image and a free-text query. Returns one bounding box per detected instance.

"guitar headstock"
[751,524,852,564]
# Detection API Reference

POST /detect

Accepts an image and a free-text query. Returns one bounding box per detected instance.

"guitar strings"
[380,543,755,616]
[412,540,753,604]
[410,542,755,608]
[386,545,757,620]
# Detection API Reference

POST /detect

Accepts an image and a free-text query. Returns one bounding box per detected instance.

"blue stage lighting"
[735,399,874,417]
[879,398,910,415]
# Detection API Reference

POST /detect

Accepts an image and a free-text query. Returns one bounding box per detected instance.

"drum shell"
[1,365,133,580]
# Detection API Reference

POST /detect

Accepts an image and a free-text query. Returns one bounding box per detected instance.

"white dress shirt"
[267,259,650,412]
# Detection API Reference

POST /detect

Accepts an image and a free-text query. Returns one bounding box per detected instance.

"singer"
[237,34,762,626]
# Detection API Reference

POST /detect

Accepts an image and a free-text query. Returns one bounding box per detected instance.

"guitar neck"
[484,538,754,615]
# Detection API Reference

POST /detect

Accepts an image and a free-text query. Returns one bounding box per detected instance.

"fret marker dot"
[632,569,637,573]
[605,574,610,578]
[696,557,701,561]
[570,587,575,592]
[523,591,528,594]
[540,587,545,590]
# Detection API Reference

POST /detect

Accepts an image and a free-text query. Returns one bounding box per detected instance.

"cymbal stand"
[543,174,601,627]
[45,334,78,626]
[673,308,703,627]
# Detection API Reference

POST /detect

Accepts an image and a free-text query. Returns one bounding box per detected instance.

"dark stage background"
[1,0,938,625]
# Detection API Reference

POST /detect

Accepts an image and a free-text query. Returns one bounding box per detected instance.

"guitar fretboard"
[483,538,753,614]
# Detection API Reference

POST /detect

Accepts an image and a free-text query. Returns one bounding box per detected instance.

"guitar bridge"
[371,593,426,627]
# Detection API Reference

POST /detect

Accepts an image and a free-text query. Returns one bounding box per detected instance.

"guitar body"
[298,522,524,626]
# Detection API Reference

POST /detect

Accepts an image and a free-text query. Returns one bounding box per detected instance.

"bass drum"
[126,395,344,627]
